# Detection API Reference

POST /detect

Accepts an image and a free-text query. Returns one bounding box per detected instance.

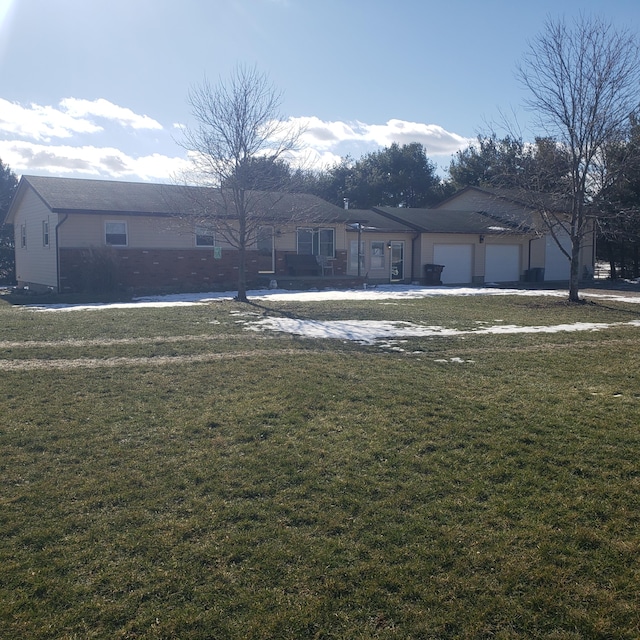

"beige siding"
[437,190,532,218]
[58,216,350,254]
[59,214,197,249]
[13,189,59,289]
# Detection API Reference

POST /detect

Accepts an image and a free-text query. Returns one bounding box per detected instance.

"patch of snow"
[24,284,640,312]
[245,317,640,345]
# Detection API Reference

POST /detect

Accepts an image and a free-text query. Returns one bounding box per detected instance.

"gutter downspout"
[55,214,68,293]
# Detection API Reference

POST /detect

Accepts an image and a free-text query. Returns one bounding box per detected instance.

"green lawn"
[1,292,639,639]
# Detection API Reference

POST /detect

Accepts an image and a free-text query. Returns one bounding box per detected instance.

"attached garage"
[433,244,473,284]
[485,244,521,283]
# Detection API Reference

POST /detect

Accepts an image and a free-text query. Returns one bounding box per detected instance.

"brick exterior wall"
[59,247,349,293]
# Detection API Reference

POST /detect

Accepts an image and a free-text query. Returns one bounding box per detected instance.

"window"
[371,241,385,269]
[195,224,215,247]
[20,224,26,249]
[257,226,275,273]
[318,229,335,257]
[42,220,49,247]
[105,221,127,246]
[296,227,335,257]
[297,228,314,255]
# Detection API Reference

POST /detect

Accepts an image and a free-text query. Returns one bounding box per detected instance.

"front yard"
[1,287,639,639]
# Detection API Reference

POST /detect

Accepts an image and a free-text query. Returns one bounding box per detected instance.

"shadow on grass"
[0,290,135,307]
[244,299,312,321]
[584,299,640,318]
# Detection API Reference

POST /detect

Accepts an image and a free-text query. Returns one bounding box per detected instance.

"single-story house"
[5,176,594,292]
[5,175,357,293]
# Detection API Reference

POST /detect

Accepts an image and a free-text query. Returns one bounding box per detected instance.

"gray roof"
[9,175,347,223]
[342,208,418,233]
[435,185,571,214]
[372,207,533,234]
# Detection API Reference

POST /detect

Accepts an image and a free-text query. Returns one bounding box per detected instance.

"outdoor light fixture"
[479,235,484,243]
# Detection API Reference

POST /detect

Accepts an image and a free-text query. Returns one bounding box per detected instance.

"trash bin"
[532,267,545,282]
[424,264,444,285]
[525,267,545,282]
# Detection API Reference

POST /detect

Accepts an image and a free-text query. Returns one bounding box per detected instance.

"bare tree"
[179,65,303,301]
[518,14,640,301]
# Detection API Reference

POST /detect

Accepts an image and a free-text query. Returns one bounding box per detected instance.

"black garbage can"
[424,264,444,285]
[525,267,545,282]
[531,267,545,282]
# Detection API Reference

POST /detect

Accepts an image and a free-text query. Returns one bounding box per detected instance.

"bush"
[80,246,121,293]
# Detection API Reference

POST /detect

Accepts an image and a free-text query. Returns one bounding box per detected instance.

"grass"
[1,291,640,638]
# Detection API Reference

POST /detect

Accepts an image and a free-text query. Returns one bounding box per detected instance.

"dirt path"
[0,334,244,349]
[0,348,303,371]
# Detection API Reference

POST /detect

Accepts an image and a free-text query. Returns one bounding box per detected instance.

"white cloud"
[0,139,189,181]
[362,119,472,155]
[0,96,472,181]
[283,146,344,171]
[0,98,103,141]
[60,98,163,130]
[289,116,472,157]
[0,97,162,143]
[294,116,361,149]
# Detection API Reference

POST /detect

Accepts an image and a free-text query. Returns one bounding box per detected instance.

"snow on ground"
[246,317,640,345]
[22,285,640,346]
[25,284,640,312]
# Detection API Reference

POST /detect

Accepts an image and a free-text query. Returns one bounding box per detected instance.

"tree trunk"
[235,243,248,302]
[607,241,617,279]
[568,236,581,302]
[235,213,248,302]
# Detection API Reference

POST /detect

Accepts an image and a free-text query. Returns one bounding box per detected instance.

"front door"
[390,241,404,282]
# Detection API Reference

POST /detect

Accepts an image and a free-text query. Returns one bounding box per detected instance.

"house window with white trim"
[296,227,335,257]
[371,241,385,269]
[318,228,335,257]
[20,224,26,248]
[42,220,49,247]
[105,221,127,246]
[195,224,215,247]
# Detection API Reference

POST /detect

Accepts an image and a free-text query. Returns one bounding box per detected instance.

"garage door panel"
[485,244,521,283]
[433,244,473,284]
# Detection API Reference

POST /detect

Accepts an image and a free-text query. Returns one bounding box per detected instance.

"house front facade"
[5,176,595,293]
[6,176,356,293]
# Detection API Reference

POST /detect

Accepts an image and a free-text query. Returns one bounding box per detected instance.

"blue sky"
[0,0,638,182]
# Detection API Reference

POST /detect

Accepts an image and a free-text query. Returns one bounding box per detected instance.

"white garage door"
[433,244,473,284]
[485,244,521,283]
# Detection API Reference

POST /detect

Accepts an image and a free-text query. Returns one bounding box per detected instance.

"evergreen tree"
[0,160,18,284]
